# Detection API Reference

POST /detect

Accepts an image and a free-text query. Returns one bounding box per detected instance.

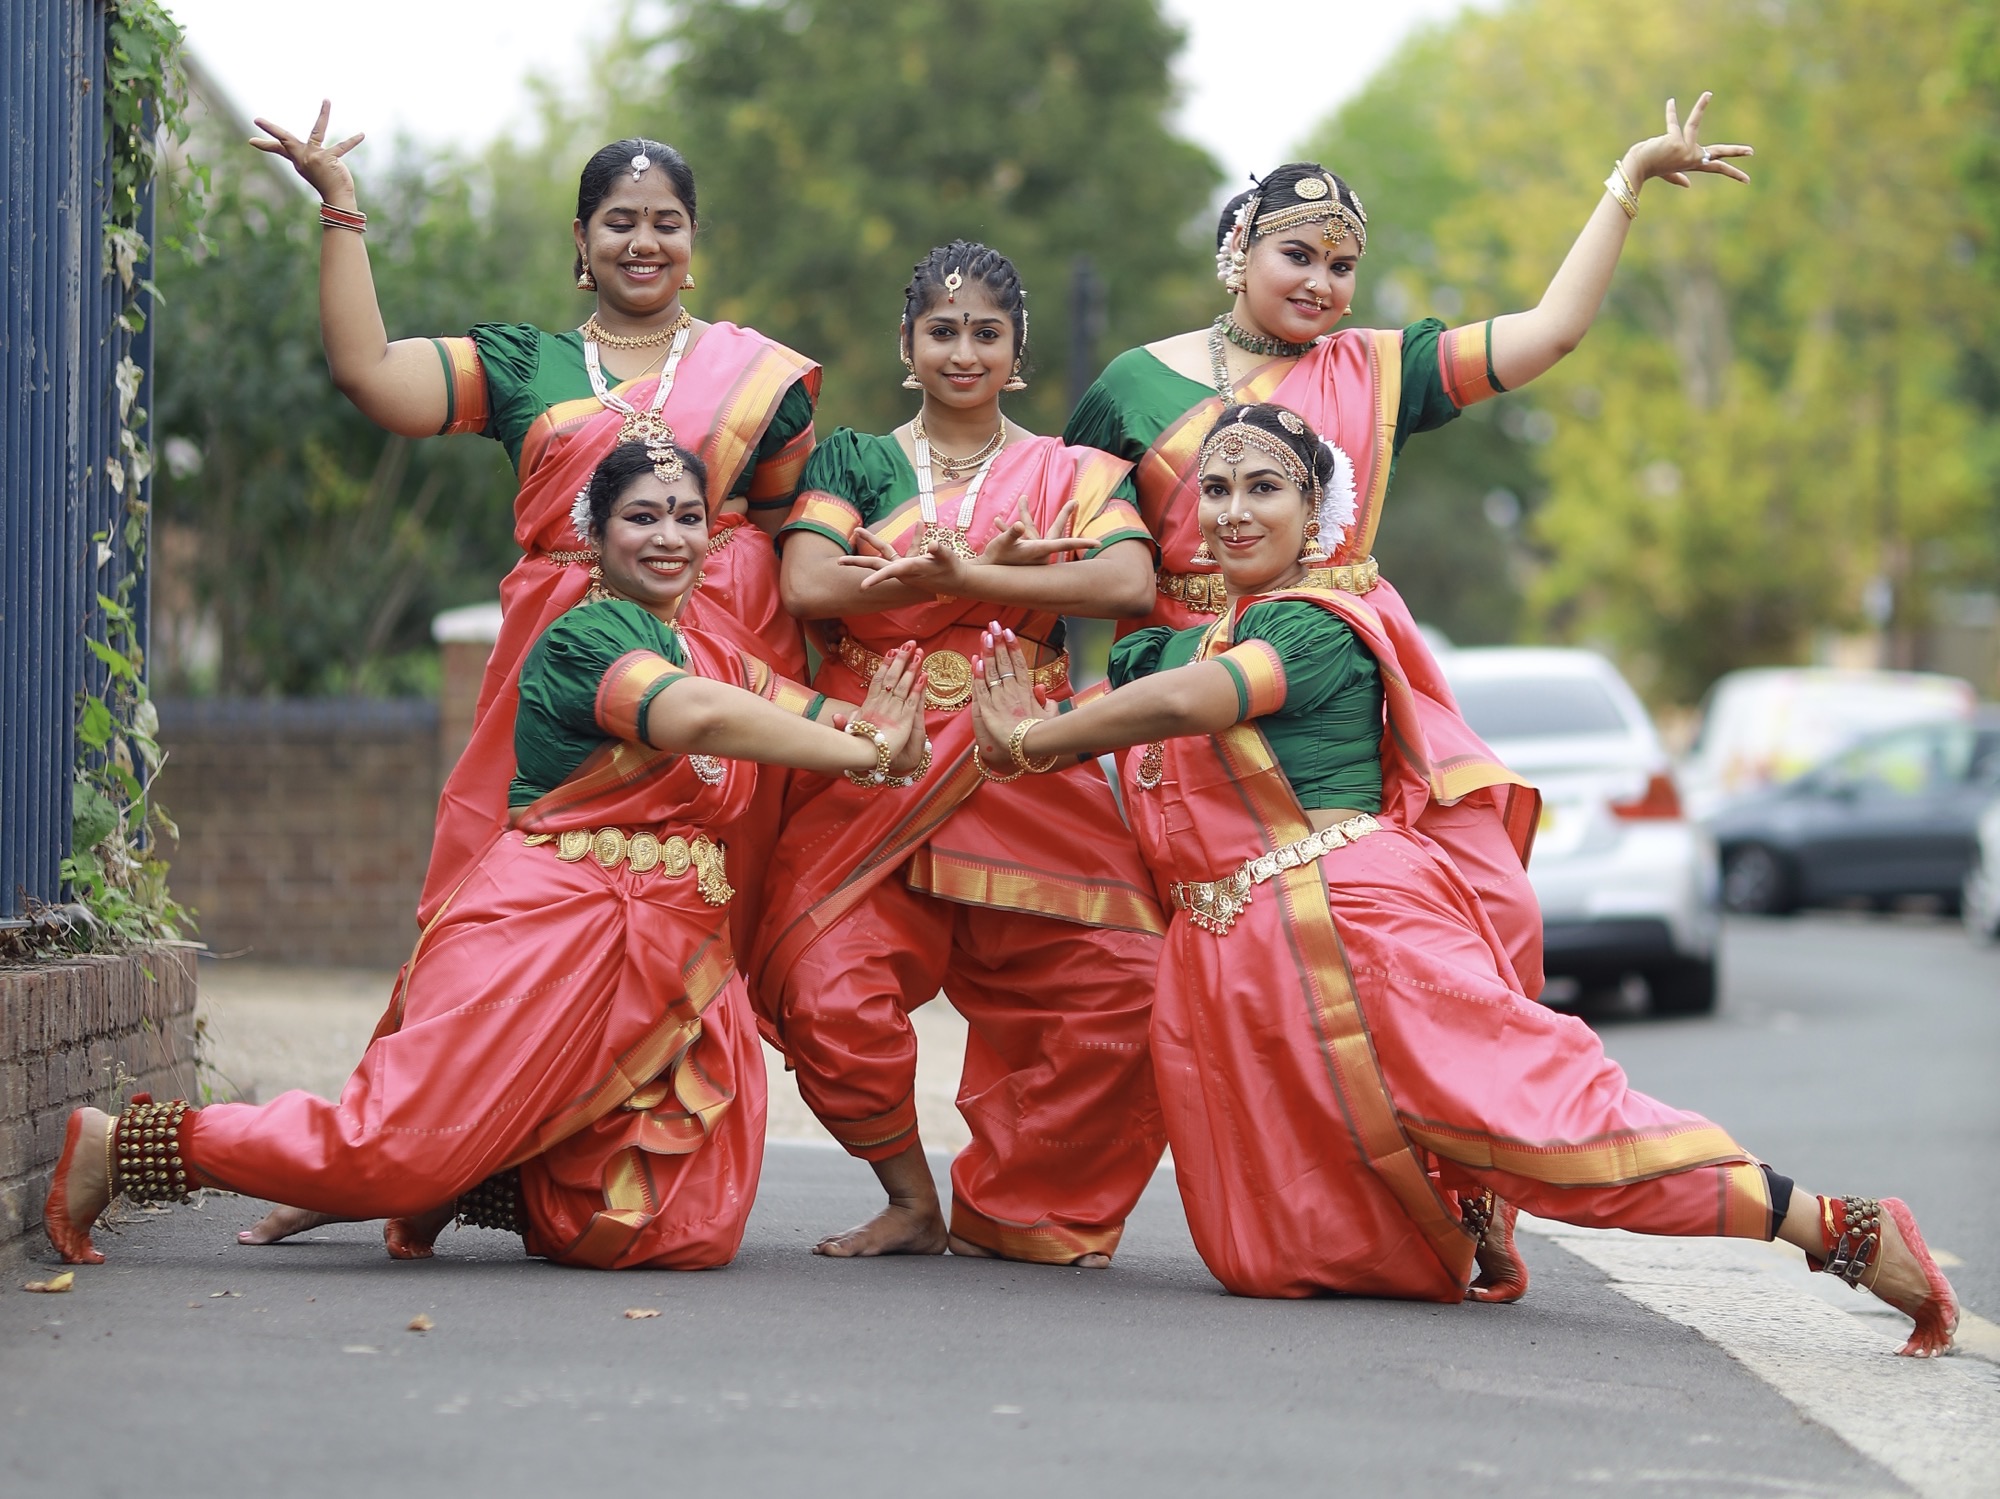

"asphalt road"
[3,914,1994,1499]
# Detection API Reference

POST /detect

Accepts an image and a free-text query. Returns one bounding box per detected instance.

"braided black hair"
[901,240,1030,372]
[1204,403,1337,500]
[584,441,711,540]
[1215,161,1367,250]
[573,138,697,280]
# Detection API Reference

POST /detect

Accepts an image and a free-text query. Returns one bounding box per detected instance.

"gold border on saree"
[1156,556,1380,614]
[837,635,1068,712]
[1169,813,1381,934]
[522,828,733,906]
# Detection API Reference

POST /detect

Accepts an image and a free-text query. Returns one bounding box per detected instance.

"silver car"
[1441,647,1720,1014]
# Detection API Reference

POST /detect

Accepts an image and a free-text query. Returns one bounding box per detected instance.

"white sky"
[170,0,1485,194]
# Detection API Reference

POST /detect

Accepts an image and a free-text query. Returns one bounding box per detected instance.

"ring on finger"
[1700,147,1712,164]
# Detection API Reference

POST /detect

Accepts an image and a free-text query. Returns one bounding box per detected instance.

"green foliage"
[588,0,1220,436]
[1308,0,1998,700]
[59,1,200,951]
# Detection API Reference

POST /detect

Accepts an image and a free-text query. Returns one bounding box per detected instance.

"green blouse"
[781,428,1149,552]
[450,322,816,480]
[1109,600,1385,812]
[511,600,690,807]
[1063,318,1501,482]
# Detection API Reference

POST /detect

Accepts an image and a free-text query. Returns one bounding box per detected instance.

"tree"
[1306,0,1996,700]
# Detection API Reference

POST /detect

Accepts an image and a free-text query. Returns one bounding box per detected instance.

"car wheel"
[1721,844,1796,915]
[1647,958,1718,1016]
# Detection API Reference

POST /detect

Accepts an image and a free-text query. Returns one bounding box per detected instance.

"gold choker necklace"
[912,417,1005,478]
[581,307,693,351]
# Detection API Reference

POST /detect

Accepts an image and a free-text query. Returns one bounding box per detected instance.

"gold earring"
[901,354,921,391]
[1223,250,1248,296]
[1190,536,1216,565]
[1002,361,1027,393]
[1300,518,1326,564]
[577,267,596,291]
[682,270,695,289]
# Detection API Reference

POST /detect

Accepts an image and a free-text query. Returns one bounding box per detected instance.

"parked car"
[1707,710,2000,915]
[1442,647,1719,1014]
[1679,667,1976,820]
[1964,791,2000,943]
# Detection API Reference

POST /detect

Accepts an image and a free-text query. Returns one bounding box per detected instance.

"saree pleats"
[1131,589,1766,1300]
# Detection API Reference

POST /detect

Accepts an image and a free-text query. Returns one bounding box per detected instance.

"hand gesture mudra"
[975,497,1092,568]
[852,642,930,775]
[1625,92,1753,188]
[970,623,1053,764]
[250,100,365,204]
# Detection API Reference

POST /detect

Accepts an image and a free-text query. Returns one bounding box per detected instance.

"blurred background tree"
[155,0,1998,704]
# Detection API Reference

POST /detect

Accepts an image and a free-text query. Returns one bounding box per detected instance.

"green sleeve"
[779,427,870,552]
[522,602,687,738]
[1108,626,1178,688]
[1063,369,1140,460]
[1235,600,1376,716]
[467,322,550,454]
[737,376,819,503]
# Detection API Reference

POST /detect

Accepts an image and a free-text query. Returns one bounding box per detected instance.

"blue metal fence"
[1,0,148,921]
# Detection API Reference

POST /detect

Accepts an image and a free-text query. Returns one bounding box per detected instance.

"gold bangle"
[1008,718,1060,775]
[973,746,1025,783]
[881,738,935,789]
[842,718,895,787]
[1604,161,1639,220]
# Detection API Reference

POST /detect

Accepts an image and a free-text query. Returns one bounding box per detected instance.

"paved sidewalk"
[193,958,975,1151]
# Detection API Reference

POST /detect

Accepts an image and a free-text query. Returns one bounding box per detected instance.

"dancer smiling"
[45,440,928,1270]
[967,403,1956,1357]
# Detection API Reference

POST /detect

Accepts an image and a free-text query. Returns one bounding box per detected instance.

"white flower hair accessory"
[1317,439,1357,549]
[569,487,595,546]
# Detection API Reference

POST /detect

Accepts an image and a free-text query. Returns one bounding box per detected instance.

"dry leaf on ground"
[22,1272,75,1293]
[623,1307,661,1320]
[407,1313,434,1332]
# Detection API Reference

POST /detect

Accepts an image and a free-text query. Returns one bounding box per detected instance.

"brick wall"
[154,699,441,968]
[0,947,199,1250]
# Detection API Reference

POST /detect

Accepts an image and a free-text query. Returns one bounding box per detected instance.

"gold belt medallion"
[525,827,733,906]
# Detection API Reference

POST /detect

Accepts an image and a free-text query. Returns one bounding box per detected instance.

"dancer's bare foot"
[813,1139,947,1257]
[947,1233,1109,1268]
[238,1205,350,1245]
[385,1203,456,1260]
[43,1108,114,1264]
[1466,1200,1529,1304]
[815,1201,949,1257]
[1780,1192,1959,1356]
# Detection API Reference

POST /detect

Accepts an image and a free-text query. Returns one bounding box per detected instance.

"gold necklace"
[911,416,1005,478]
[579,306,693,350]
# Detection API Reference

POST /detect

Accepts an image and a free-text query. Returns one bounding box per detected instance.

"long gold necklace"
[912,419,1005,559]
[912,415,1004,478]
[580,306,693,351]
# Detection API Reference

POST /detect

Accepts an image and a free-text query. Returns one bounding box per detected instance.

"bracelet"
[841,718,895,787]
[1008,718,1060,775]
[879,737,935,790]
[1603,162,1639,221]
[972,746,1024,783]
[319,202,368,235]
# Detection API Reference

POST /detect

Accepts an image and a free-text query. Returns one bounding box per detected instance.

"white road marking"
[1524,1218,2000,1499]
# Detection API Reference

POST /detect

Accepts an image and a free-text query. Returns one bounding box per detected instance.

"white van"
[1681,667,1976,819]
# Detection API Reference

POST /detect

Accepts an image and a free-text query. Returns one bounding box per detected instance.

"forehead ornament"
[1201,421,1315,501]
[629,152,651,181]
[944,268,964,304]
[1251,171,1369,255]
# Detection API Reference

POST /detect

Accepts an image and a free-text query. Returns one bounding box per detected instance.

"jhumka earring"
[901,353,921,391]
[577,267,597,291]
[682,270,696,289]
[1223,249,1248,296]
[1002,361,1027,393]
[1190,535,1216,565]
[1300,518,1327,564]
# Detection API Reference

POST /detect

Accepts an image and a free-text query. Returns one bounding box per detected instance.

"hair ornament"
[570,488,596,545]
[646,436,686,485]
[1294,176,1330,201]
[1276,410,1306,435]
[1318,439,1358,549]
[1250,168,1368,255]
[1215,195,1259,289]
[629,152,651,181]
[944,268,963,304]
[1200,419,1315,500]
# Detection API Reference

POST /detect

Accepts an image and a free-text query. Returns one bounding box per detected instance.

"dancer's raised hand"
[250,100,365,203]
[1625,92,1752,188]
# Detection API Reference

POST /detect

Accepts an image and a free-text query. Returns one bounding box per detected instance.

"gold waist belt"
[1156,555,1380,614]
[1169,814,1381,935]
[837,635,1069,713]
[522,828,733,906]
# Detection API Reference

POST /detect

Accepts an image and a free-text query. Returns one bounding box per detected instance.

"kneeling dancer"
[45,441,928,1270]
[966,402,1957,1355]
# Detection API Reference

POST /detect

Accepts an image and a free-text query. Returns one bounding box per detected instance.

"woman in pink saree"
[967,403,1958,1358]
[44,441,928,1270]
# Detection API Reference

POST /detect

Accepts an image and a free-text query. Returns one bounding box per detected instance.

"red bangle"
[318,202,367,234]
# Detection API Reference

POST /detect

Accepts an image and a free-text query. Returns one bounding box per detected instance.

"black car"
[1708,710,2000,914]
